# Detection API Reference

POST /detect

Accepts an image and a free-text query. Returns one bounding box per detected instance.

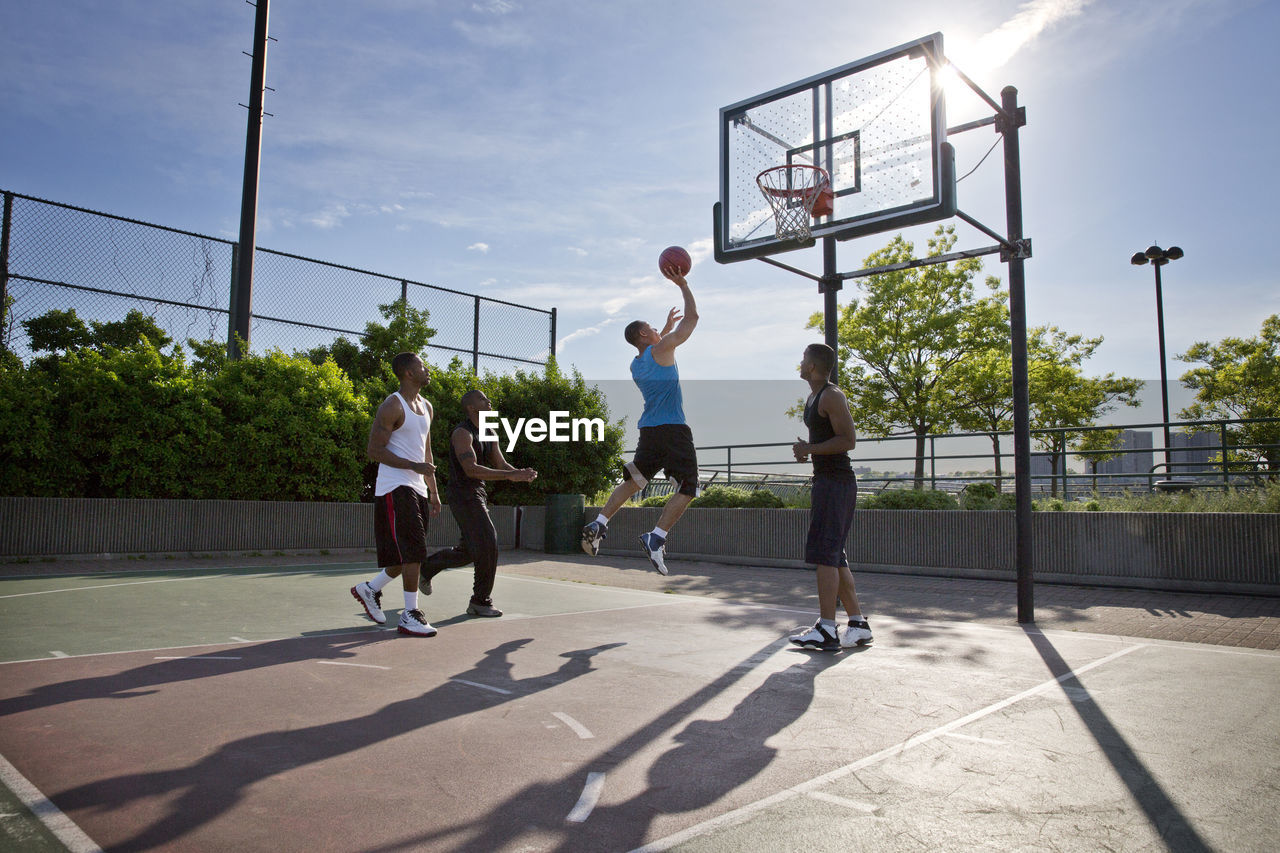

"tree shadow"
[48,639,623,852]
[1023,628,1213,852]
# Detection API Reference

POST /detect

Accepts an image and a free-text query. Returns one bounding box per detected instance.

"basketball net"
[756,164,833,244]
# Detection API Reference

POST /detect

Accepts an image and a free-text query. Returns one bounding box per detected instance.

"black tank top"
[804,383,854,478]
[446,419,495,498]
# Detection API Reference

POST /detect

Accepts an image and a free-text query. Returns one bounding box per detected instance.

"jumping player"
[580,263,700,574]
[789,343,873,651]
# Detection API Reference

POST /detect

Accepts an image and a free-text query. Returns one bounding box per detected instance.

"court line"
[552,711,595,739]
[317,660,390,671]
[627,644,1146,853]
[0,574,239,599]
[566,772,606,823]
[451,678,512,695]
[806,790,879,814]
[0,751,103,853]
[154,655,242,661]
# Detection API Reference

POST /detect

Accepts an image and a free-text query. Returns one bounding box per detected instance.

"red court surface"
[1,555,1278,852]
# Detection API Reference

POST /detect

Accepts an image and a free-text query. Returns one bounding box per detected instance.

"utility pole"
[229,0,271,359]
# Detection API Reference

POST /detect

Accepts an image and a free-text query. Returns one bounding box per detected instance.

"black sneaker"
[467,598,503,618]
[789,621,840,652]
[581,520,607,556]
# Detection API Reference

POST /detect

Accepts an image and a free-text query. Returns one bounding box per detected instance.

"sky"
[2,0,1277,456]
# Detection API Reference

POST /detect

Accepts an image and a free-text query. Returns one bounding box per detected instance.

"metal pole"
[0,193,12,348]
[1000,86,1034,624]
[472,295,481,374]
[1220,421,1230,490]
[549,307,557,363]
[230,0,271,359]
[821,237,840,380]
[1154,262,1172,475]
[400,279,408,306]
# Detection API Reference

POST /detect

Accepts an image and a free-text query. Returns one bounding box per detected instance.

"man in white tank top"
[350,352,442,637]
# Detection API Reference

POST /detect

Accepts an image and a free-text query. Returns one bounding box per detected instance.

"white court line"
[0,574,236,599]
[154,655,242,661]
[0,752,103,853]
[451,678,512,695]
[49,651,68,658]
[316,660,390,671]
[552,711,595,739]
[566,772,606,823]
[627,644,1146,853]
[230,637,250,643]
[942,732,1008,746]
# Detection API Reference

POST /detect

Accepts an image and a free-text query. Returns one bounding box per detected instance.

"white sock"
[652,526,668,539]
[848,613,864,623]
[368,570,393,592]
[404,590,418,611]
[819,618,838,632]
[595,513,609,527]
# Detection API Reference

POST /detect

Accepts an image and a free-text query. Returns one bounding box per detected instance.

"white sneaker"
[842,619,873,648]
[351,582,386,624]
[789,621,840,651]
[638,532,668,575]
[397,608,437,637]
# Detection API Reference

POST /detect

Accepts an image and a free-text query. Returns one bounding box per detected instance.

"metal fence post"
[400,279,408,306]
[549,307,557,363]
[472,295,481,374]
[726,447,733,486]
[0,192,12,347]
[1221,421,1230,490]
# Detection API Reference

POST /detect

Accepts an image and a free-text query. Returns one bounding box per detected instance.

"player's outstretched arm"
[653,271,698,358]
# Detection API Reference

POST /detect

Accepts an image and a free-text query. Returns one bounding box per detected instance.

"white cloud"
[953,0,1093,74]
[558,317,617,350]
[567,247,588,257]
[472,0,518,14]
[467,242,490,253]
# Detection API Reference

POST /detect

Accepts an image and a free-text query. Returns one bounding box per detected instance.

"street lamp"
[1130,244,1184,478]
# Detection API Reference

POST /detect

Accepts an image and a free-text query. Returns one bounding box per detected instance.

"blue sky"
[2,0,1276,403]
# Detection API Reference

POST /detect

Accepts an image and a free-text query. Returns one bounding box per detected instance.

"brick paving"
[4,548,1279,650]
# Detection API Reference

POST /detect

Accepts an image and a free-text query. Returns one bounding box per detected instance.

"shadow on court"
[42,638,622,853]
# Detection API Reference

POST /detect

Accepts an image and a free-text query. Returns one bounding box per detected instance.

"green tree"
[808,226,1007,488]
[1177,313,1280,478]
[950,338,1013,487]
[1027,327,1142,496]
[1074,427,1124,493]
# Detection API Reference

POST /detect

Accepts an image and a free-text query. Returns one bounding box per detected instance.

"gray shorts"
[804,474,858,567]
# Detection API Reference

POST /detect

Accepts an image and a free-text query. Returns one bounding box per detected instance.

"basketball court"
[1,554,1277,852]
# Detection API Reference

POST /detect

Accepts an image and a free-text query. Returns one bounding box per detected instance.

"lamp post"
[1130,244,1183,478]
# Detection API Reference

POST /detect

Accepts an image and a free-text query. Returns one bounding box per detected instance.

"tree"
[1074,427,1124,493]
[1177,314,1280,478]
[1027,327,1142,496]
[950,334,1013,487]
[809,226,1008,488]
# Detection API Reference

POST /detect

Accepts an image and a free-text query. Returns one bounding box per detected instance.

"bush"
[958,482,1015,511]
[858,488,958,510]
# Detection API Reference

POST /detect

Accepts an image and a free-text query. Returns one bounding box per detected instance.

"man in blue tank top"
[580,263,700,575]
[789,343,873,651]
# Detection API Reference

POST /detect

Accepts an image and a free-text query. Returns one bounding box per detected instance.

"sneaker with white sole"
[638,532,668,575]
[397,608,437,637]
[842,619,873,648]
[581,520,607,556]
[351,582,386,624]
[466,598,503,618]
[789,621,841,652]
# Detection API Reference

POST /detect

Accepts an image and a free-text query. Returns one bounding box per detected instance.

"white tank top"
[374,391,432,497]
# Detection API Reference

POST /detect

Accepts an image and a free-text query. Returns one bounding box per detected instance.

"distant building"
[1170,430,1218,476]
[1095,430,1155,478]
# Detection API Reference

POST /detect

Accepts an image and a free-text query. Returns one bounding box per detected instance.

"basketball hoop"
[756,164,833,244]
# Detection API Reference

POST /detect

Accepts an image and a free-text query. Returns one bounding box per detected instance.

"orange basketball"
[658,246,692,276]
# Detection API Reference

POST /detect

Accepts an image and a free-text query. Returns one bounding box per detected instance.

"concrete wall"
[1,498,1276,595]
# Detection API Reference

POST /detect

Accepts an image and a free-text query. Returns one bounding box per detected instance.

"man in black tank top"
[420,390,537,617]
[788,344,873,651]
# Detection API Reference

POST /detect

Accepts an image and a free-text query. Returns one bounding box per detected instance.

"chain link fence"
[0,190,554,370]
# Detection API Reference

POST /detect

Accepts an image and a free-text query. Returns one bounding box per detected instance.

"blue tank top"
[632,346,686,428]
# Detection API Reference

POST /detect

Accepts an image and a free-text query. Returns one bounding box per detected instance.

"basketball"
[658,246,692,277]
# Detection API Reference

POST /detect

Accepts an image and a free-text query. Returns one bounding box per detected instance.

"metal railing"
[627,417,1279,501]
[0,190,555,373]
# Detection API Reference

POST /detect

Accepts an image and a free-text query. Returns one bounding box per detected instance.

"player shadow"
[1023,628,1213,852]
[400,641,844,853]
[0,630,393,718]
[47,638,622,853]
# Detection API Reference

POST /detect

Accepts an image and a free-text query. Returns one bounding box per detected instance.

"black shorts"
[624,424,700,498]
[804,474,858,568]
[374,486,432,567]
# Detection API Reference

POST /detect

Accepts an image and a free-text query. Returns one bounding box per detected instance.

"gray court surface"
[1,552,1277,852]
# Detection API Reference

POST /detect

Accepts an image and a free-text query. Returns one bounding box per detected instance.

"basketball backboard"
[715,33,955,264]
